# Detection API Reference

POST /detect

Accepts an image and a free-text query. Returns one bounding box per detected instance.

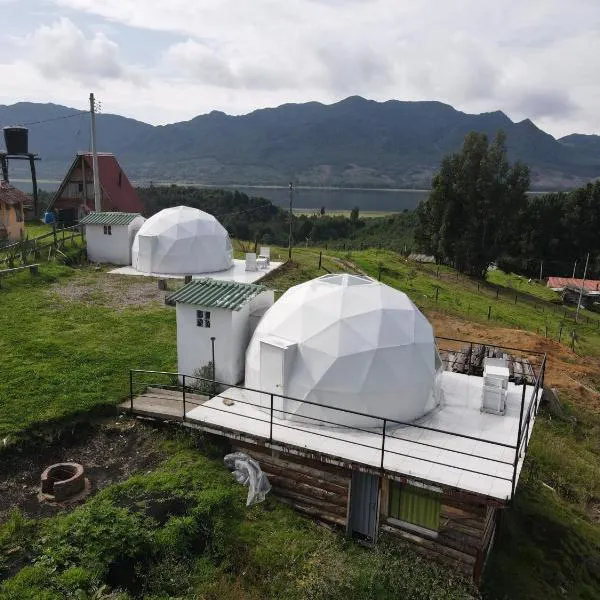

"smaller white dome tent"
[131,206,233,274]
[245,274,443,428]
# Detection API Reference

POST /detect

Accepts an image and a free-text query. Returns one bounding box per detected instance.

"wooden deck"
[119,387,209,421]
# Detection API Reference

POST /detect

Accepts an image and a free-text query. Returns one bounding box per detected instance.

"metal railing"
[129,343,546,500]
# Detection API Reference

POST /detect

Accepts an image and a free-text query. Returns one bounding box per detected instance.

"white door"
[260,339,295,420]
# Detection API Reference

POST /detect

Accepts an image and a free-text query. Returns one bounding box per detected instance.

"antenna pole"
[288,182,293,259]
[89,93,101,212]
[575,252,590,323]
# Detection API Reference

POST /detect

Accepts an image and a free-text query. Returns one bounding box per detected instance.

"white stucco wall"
[85,224,131,265]
[176,290,274,386]
[176,303,239,385]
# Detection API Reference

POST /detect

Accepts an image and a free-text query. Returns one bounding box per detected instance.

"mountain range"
[1,97,599,190]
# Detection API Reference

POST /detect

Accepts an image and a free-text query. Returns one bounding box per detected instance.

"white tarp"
[245,274,443,428]
[131,205,233,274]
[224,452,271,506]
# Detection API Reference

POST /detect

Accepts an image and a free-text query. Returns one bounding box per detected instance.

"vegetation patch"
[0,435,472,600]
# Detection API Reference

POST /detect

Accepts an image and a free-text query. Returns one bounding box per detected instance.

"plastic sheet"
[224,452,271,506]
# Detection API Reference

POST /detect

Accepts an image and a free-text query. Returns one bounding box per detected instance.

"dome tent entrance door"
[259,336,297,419]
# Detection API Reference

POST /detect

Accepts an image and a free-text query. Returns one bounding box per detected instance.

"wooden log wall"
[232,440,500,583]
[232,441,351,528]
[439,344,536,385]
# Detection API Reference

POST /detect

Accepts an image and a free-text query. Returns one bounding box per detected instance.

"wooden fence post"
[488,306,491,320]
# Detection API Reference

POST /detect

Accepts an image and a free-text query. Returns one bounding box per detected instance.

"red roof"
[547,277,600,292]
[51,153,144,214]
[0,181,30,206]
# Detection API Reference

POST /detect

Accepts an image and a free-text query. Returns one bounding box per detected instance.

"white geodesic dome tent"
[245,274,443,428]
[131,206,233,274]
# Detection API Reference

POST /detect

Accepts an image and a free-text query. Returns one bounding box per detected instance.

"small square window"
[103,225,112,235]
[196,309,204,327]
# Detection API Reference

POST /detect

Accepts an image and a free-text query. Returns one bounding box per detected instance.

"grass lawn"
[0,264,177,439]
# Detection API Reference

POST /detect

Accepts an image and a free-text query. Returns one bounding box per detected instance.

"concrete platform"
[109,259,284,284]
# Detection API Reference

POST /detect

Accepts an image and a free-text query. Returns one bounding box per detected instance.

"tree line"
[415,131,600,279]
[137,185,415,253]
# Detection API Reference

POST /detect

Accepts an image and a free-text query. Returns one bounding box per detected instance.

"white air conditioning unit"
[481,358,509,415]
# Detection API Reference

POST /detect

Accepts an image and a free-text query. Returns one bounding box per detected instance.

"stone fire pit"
[40,462,89,503]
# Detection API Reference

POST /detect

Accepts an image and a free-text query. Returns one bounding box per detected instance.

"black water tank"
[3,126,29,154]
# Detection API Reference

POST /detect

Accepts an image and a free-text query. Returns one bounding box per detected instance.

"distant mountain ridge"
[1,97,598,190]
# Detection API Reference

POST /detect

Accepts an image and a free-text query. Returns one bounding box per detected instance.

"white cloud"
[0,0,599,136]
[24,17,134,84]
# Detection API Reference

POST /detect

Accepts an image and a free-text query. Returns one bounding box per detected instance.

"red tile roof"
[51,153,144,214]
[0,181,30,206]
[547,277,600,292]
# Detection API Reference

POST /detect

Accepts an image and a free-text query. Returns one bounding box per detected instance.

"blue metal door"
[349,471,379,541]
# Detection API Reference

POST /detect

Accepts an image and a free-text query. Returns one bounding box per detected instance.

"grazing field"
[292,208,398,218]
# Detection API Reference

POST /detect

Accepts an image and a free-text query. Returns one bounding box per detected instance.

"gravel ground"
[48,270,184,310]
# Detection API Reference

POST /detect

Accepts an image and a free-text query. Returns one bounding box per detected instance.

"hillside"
[1,98,600,189]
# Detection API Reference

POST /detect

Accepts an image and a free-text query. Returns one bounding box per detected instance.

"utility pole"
[89,92,101,212]
[575,252,590,323]
[288,182,293,260]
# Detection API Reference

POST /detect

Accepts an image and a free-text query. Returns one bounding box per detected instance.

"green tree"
[350,206,360,222]
[416,131,530,277]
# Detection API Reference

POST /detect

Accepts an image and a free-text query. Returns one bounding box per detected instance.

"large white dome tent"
[131,206,233,274]
[245,273,443,428]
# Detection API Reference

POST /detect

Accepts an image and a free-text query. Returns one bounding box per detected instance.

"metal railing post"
[269,394,274,443]
[129,370,133,413]
[512,383,527,497]
[182,374,186,421]
[381,418,387,469]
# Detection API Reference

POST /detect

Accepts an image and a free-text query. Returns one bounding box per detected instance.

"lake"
[230,186,429,212]
[16,179,429,213]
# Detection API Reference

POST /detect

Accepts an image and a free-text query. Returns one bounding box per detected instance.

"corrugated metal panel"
[80,211,141,226]
[167,278,266,311]
[349,471,379,539]
[390,483,441,531]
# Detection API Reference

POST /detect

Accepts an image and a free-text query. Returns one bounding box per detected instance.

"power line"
[18,111,88,126]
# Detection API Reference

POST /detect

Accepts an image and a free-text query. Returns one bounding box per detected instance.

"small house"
[168,279,274,385]
[0,181,29,241]
[79,212,145,265]
[49,153,144,223]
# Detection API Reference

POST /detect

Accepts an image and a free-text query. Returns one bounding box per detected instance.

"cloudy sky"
[0,0,598,137]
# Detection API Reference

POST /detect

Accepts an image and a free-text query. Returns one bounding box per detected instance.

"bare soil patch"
[427,310,600,412]
[0,418,165,520]
[48,270,183,310]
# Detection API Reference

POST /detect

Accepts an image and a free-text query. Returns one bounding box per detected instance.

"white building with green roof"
[168,278,274,385]
[80,211,145,265]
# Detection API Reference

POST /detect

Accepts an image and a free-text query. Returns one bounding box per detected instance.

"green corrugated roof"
[167,278,267,310]
[79,211,142,226]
